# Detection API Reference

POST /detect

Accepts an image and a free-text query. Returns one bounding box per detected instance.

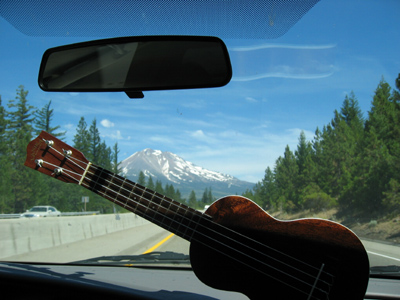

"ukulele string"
[42,152,332,299]
[41,151,332,298]
[81,166,331,299]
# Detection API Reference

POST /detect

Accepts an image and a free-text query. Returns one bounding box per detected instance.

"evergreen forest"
[0,86,212,214]
[1,74,400,219]
[244,75,400,219]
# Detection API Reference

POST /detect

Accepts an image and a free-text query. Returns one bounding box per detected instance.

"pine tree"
[383,178,400,213]
[73,117,90,155]
[295,131,315,197]
[111,142,121,174]
[207,187,213,203]
[365,79,400,156]
[341,92,364,128]
[274,145,299,211]
[318,93,364,204]
[88,118,101,163]
[138,171,146,186]
[0,97,13,213]
[34,100,66,138]
[295,131,313,175]
[347,126,392,213]
[344,80,398,214]
[147,176,155,191]
[175,189,183,203]
[155,180,164,194]
[96,141,112,169]
[165,184,176,199]
[201,187,209,205]
[6,86,38,212]
[188,190,197,208]
[259,167,277,210]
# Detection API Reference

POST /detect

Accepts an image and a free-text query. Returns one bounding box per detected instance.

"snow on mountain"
[120,148,254,198]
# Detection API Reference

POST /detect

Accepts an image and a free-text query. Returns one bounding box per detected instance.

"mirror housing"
[38,36,232,98]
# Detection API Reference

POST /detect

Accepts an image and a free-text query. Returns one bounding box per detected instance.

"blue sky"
[0,0,399,183]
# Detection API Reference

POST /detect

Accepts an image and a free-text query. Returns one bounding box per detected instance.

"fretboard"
[80,163,210,242]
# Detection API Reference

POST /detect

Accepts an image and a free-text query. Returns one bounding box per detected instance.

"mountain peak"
[120,149,254,199]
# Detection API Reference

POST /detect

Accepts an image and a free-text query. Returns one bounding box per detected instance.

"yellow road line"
[142,233,175,254]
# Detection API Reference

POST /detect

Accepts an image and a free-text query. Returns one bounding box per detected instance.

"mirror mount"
[38,36,232,98]
[125,91,144,99]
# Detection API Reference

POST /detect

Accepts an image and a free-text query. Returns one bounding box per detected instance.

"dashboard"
[1,262,399,300]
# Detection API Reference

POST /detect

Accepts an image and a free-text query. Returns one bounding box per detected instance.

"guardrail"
[60,211,100,216]
[0,211,100,219]
[0,214,21,219]
[0,213,149,259]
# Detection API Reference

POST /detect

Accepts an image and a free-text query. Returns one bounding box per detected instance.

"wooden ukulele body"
[190,196,369,300]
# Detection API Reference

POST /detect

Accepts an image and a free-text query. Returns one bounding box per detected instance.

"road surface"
[3,221,399,269]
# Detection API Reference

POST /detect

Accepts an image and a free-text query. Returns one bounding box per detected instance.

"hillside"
[273,209,400,244]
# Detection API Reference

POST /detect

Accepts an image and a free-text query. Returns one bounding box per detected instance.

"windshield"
[29,207,47,212]
[0,0,399,282]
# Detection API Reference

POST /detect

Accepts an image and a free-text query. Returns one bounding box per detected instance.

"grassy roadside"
[271,209,400,244]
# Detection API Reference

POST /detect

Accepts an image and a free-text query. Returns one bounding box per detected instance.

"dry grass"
[270,209,400,244]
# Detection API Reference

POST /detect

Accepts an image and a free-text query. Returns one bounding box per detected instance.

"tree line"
[244,75,400,218]
[0,86,216,214]
[137,171,216,209]
[0,86,121,213]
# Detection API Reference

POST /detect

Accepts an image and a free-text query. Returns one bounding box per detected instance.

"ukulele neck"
[81,163,209,241]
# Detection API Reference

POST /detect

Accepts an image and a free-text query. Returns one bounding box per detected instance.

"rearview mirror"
[38,36,232,98]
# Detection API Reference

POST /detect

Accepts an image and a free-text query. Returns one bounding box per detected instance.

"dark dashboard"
[1,262,399,300]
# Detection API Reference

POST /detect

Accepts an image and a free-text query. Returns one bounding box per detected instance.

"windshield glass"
[30,207,47,212]
[0,0,399,279]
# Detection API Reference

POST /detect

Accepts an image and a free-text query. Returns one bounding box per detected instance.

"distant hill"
[120,148,254,200]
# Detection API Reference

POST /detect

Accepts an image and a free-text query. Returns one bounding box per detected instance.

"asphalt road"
[362,239,400,266]
[4,221,399,269]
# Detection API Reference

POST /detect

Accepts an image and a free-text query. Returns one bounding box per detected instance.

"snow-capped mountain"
[120,148,254,199]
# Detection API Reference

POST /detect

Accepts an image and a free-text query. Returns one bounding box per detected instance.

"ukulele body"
[189,196,369,300]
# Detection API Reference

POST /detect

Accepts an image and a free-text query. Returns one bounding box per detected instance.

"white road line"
[367,251,400,262]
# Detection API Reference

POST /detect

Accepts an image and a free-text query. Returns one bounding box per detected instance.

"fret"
[112,176,132,209]
[88,165,106,194]
[186,210,203,242]
[107,173,121,204]
[115,176,133,208]
[133,184,150,217]
[144,187,158,221]
[144,194,170,231]
[179,206,193,240]
[114,176,125,203]
[160,195,174,230]
[127,181,139,211]
[172,203,195,240]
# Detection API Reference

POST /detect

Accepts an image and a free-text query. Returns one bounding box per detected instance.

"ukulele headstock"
[25,131,89,184]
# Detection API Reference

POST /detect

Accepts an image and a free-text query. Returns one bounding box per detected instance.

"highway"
[3,219,399,268]
[362,239,400,266]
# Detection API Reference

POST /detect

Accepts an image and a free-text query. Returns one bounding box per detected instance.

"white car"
[21,206,61,218]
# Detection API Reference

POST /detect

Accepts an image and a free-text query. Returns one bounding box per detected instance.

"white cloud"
[109,130,123,140]
[101,119,115,128]
[245,96,258,103]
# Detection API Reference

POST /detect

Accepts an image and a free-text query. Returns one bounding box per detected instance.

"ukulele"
[25,131,369,300]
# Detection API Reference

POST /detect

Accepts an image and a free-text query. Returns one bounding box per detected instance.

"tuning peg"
[53,168,63,176]
[63,149,72,157]
[35,159,43,167]
[44,139,54,147]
